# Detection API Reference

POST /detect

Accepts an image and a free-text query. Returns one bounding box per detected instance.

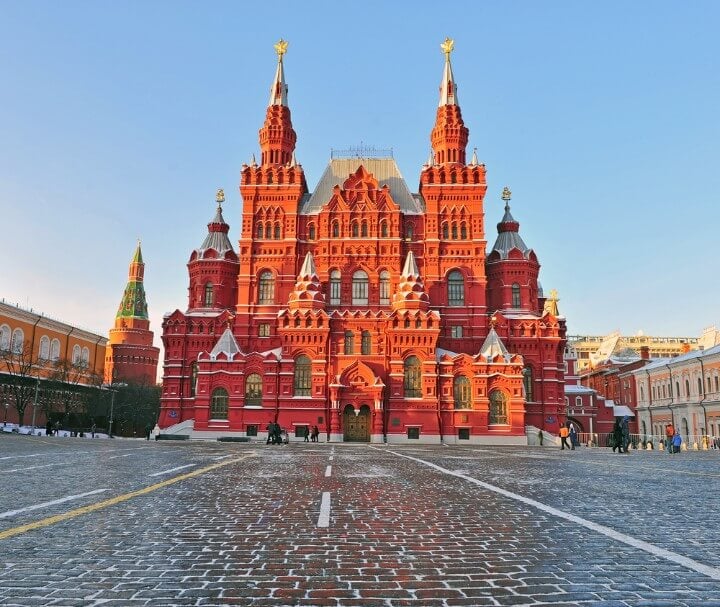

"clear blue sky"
[2,1,719,349]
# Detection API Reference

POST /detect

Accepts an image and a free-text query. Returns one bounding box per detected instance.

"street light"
[3,403,8,424]
[108,388,115,438]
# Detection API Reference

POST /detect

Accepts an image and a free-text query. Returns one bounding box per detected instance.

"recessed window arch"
[512,283,521,308]
[488,389,508,424]
[379,270,390,305]
[685,379,690,397]
[344,331,354,355]
[698,377,702,395]
[294,355,311,396]
[11,328,24,354]
[258,271,275,304]
[190,362,198,397]
[72,344,81,365]
[204,282,213,307]
[522,366,534,401]
[460,223,467,239]
[405,223,414,241]
[210,387,229,419]
[361,331,371,355]
[245,373,263,406]
[0,325,10,351]
[454,376,471,409]
[351,222,359,238]
[451,223,458,240]
[404,355,422,398]
[50,338,60,361]
[442,222,449,239]
[256,223,263,239]
[329,270,341,306]
[352,270,369,305]
[273,223,281,239]
[308,223,316,240]
[39,336,50,360]
[81,347,90,366]
[448,270,464,306]
[361,221,368,237]
[380,220,388,237]
[332,221,340,238]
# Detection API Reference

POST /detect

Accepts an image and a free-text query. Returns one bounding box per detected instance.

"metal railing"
[574,432,719,451]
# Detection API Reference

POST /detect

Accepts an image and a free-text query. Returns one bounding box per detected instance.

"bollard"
[692,441,699,451]
[646,442,653,450]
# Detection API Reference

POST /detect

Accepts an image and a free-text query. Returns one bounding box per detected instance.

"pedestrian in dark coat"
[303,426,310,442]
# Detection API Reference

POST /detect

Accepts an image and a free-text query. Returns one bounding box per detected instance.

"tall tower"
[106,242,160,385]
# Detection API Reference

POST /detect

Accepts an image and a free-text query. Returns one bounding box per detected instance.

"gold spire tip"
[501,186,512,201]
[274,38,288,59]
[441,37,454,58]
[216,188,225,205]
[549,288,559,301]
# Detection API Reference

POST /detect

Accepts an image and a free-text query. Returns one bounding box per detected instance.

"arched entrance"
[343,404,371,442]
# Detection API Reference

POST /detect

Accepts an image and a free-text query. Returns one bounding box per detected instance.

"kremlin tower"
[106,243,160,385]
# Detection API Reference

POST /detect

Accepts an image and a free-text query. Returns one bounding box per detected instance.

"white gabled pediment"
[210,328,241,360]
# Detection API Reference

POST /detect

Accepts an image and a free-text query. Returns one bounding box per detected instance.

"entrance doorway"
[343,404,371,442]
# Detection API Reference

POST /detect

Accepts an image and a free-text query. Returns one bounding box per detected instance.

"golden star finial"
[441,37,454,59]
[501,186,512,202]
[216,188,225,205]
[549,288,559,301]
[274,38,288,59]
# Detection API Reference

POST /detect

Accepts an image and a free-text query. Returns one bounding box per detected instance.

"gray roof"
[210,328,241,359]
[490,205,532,259]
[300,158,425,215]
[479,327,511,361]
[198,206,235,256]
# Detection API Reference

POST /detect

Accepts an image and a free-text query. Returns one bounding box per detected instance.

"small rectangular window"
[295,425,309,438]
[407,427,420,440]
[259,323,271,337]
[246,425,258,437]
[458,428,470,440]
[451,326,463,339]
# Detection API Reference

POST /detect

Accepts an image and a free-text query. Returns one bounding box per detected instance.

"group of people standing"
[265,422,288,445]
[661,423,683,454]
[559,422,580,450]
[610,415,632,454]
[303,425,320,442]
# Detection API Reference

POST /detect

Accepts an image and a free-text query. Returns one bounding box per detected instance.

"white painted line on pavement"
[329,455,334,461]
[0,488,110,519]
[381,448,720,582]
[5,463,60,474]
[317,492,331,527]
[0,453,44,461]
[212,455,233,461]
[108,454,132,459]
[149,464,196,477]
[325,465,332,477]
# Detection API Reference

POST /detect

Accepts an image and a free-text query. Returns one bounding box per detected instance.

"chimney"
[640,345,650,360]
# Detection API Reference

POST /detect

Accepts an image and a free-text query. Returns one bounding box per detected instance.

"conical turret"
[259,39,297,167]
[288,252,325,310]
[392,251,430,311]
[430,38,469,166]
[116,241,149,323]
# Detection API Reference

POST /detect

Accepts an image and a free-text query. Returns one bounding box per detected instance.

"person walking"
[569,425,577,450]
[611,418,623,453]
[303,426,310,442]
[312,425,319,442]
[620,415,631,453]
[665,423,675,454]
[559,424,570,450]
[145,423,152,440]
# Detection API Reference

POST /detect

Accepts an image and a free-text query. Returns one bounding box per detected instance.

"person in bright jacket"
[559,424,570,450]
[672,431,682,454]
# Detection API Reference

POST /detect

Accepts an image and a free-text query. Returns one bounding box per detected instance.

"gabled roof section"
[210,328,241,359]
[301,158,424,215]
[478,327,511,361]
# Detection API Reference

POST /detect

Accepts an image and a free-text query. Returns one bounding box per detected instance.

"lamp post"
[3,403,8,424]
[108,389,115,438]
[31,376,39,431]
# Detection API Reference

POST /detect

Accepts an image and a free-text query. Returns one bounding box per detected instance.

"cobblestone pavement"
[1,434,719,606]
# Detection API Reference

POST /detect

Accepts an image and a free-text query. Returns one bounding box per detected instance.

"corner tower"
[106,242,160,384]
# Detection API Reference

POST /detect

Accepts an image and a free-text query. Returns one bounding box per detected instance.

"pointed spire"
[426,149,434,166]
[439,37,458,106]
[288,252,325,310]
[479,325,511,361]
[268,39,289,107]
[116,243,149,321]
[470,147,478,166]
[392,250,429,311]
[289,150,297,167]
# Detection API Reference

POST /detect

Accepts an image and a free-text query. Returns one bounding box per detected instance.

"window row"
[441,222,469,240]
[256,223,283,240]
[257,270,467,306]
[0,326,89,365]
[304,221,416,240]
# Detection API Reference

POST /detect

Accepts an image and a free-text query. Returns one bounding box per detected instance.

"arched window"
[522,366,534,401]
[675,381,680,397]
[39,336,50,360]
[294,355,311,396]
[352,270,369,305]
[361,331,371,355]
[273,223,281,239]
[361,221,368,237]
[699,377,704,395]
[344,331,354,355]
[329,270,341,305]
[404,356,422,398]
[380,221,388,237]
[460,223,467,239]
[453,376,471,409]
[375,270,390,305]
[245,373,263,406]
[442,223,449,239]
[190,362,198,397]
[405,223,414,241]
[0,325,10,351]
[640,384,645,401]
[512,283,521,308]
[50,338,60,361]
[81,347,90,367]
[258,271,275,304]
[448,271,464,306]
[204,282,213,307]
[72,345,81,365]
[256,224,263,239]
[11,328,24,354]
[451,223,458,239]
[685,379,690,397]
[488,390,508,424]
[332,221,339,238]
[308,224,316,240]
[210,387,229,419]
[352,222,359,237]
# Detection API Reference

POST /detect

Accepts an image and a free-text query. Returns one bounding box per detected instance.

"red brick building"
[159,40,567,443]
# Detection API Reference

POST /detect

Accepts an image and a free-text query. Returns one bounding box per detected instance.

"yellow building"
[0,299,107,426]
